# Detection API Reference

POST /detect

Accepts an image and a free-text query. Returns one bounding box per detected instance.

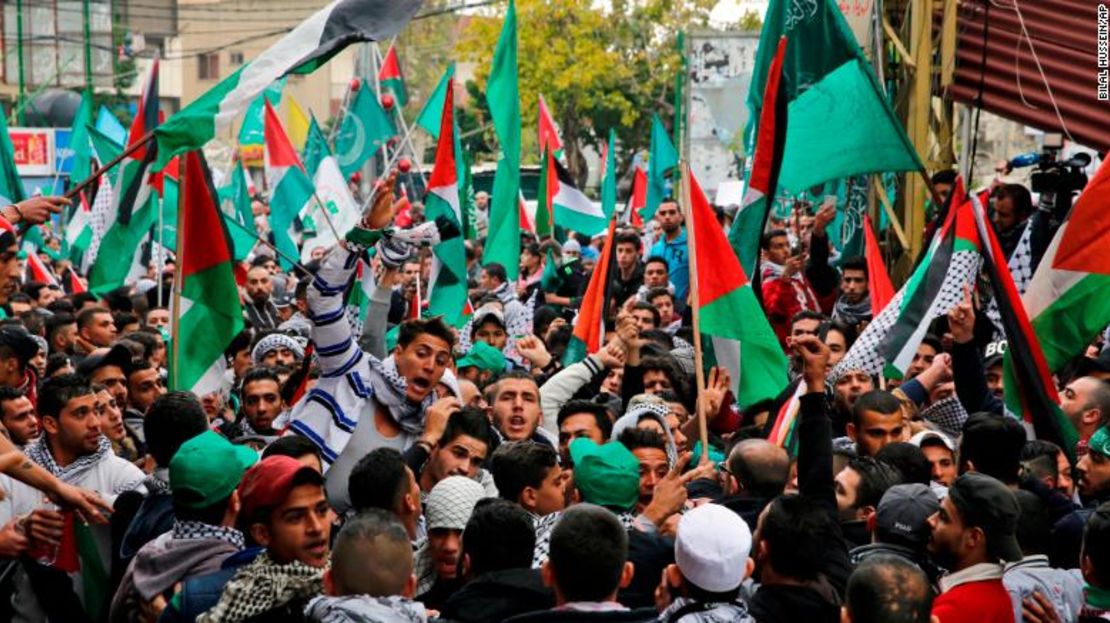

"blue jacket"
[157,547,263,623]
[120,492,174,560]
[650,230,689,302]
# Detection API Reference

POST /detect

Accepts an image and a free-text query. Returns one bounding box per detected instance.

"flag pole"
[372,43,427,189]
[156,197,165,307]
[63,131,154,200]
[222,216,315,280]
[678,161,710,465]
[170,153,186,390]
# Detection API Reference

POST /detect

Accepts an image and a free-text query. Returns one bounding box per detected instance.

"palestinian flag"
[538,94,562,158]
[50,514,109,619]
[378,43,408,107]
[171,151,246,397]
[65,192,94,268]
[89,59,160,294]
[154,0,423,170]
[863,214,894,315]
[730,36,788,279]
[423,75,469,328]
[625,166,647,228]
[550,154,607,236]
[535,147,556,238]
[1013,158,1110,454]
[519,191,535,234]
[563,218,616,365]
[834,200,981,380]
[416,63,452,138]
[688,169,788,407]
[264,99,314,270]
[26,251,58,287]
[768,380,806,450]
[65,268,87,295]
[969,196,1075,459]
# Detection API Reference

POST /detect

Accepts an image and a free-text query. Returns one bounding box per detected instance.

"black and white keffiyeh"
[172,520,245,550]
[24,434,144,497]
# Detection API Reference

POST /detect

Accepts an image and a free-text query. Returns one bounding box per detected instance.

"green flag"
[217,164,258,261]
[68,90,94,184]
[540,247,561,291]
[302,116,330,175]
[645,114,677,221]
[87,124,123,178]
[483,0,521,280]
[461,148,477,241]
[335,81,396,178]
[0,106,25,204]
[416,64,453,139]
[745,0,921,194]
[238,79,286,154]
[601,128,617,219]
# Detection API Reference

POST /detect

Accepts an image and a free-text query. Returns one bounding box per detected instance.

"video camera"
[1008,133,1090,216]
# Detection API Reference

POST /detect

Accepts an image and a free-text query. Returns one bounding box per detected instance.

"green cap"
[170,430,258,509]
[457,341,507,373]
[569,438,640,511]
[1090,426,1110,457]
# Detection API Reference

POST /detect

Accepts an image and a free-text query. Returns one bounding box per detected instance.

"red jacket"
[933,579,1015,623]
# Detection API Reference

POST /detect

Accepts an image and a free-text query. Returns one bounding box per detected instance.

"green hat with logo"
[457,341,507,373]
[1090,426,1110,458]
[570,438,641,511]
[170,430,259,509]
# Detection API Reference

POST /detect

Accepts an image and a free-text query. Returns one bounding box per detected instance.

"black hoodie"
[439,568,554,623]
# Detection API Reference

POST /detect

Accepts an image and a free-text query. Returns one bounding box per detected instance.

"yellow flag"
[286,96,310,151]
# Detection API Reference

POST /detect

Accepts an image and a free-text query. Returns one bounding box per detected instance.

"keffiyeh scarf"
[197,552,325,623]
[172,520,245,550]
[832,294,872,326]
[366,355,430,435]
[25,435,116,486]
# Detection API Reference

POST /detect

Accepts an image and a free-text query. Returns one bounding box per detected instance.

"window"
[198,53,220,80]
[230,52,245,66]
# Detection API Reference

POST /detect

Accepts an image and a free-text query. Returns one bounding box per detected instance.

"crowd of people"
[0,165,1104,623]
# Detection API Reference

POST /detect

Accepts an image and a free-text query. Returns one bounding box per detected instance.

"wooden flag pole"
[63,131,154,200]
[678,161,710,465]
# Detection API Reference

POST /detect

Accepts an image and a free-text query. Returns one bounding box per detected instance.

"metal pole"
[156,199,164,307]
[672,31,686,156]
[82,0,93,93]
[15,0,27,125]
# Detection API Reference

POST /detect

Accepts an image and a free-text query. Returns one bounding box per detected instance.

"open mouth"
[306,540,329,557]
[410,377,431,393]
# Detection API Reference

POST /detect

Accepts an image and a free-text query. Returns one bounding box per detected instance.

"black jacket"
[749,584,841,623]
[505,606,660,623]
[440,568,554,623]
[715,494,772,534]
[750,392,849,623]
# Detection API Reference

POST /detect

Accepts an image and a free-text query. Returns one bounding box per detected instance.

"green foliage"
[457,0,713,185]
